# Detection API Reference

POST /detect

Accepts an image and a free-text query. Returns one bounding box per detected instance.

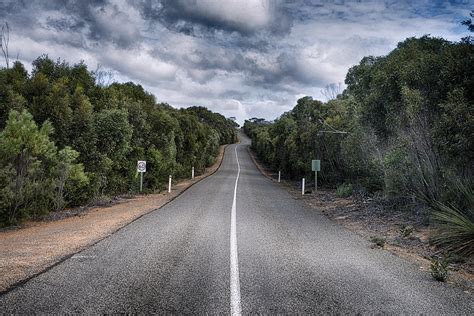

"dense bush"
[245,36,473,255]
[0,56,237,226]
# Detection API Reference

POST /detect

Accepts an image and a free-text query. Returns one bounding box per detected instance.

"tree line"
[244,36,473,257]
[0,56,238,226]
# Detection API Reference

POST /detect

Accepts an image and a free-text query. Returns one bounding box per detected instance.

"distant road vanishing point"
[0,133,472,314]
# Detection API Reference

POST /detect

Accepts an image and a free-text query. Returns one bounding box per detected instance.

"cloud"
[99,45,177,84]
[87,2,142,48]
[1,0,472,125]
[138,0,292,35]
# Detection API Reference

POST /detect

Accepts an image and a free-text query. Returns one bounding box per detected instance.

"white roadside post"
[278,171,281,183]
[168,175,172,193]
[137,161,146,192]
[302,178,305,195]
[192,166,195,179]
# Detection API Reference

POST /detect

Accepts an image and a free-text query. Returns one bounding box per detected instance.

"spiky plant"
[428,181,474,258]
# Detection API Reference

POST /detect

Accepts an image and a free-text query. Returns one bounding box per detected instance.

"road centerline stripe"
[230,145,242,315]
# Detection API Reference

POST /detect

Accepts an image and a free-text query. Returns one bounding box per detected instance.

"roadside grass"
[336,183,353,198]
[430,256,449,282]
[370,236,386,248]
[424,181,474,258]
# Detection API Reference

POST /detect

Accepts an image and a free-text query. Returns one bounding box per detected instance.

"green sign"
[312,160,320,172]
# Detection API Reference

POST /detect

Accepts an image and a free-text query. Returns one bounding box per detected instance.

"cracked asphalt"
[0,133,472,314]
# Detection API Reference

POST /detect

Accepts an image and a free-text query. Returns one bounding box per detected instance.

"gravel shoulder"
[248,148,473,293]
[0,145,227,293]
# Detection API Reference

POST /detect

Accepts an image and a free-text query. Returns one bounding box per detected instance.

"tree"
[0,56,239,226]
[0,110,57,224]
[1,22,10,69]
[462,10,474,32]
[321,82,342,101]
[93,64,114,87]
[0,62,29,128]
[54,146,88,211]
[93,108,133,194]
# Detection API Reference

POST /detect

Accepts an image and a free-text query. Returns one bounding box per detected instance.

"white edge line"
[230,145,242,315]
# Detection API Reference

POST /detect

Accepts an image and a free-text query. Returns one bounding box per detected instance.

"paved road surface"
[1,133,472,314]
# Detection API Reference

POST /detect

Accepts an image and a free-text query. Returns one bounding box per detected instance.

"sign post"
[311,160,321,192]
[137,161,146,192]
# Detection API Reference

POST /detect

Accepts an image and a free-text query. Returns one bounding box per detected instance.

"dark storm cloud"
[137,0,293,36]
[2,0,139,49]
[1,0,471,123]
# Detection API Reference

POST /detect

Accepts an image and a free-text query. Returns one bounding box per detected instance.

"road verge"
[0,145,228,294]
[247,147,473,293]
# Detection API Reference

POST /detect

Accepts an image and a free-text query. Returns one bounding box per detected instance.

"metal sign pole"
[140,172,143,192]
[315,171,317,192]
[137,161,146,192]
[311,160,320,193]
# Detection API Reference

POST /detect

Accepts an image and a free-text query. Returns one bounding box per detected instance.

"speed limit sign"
[137,160,146,173]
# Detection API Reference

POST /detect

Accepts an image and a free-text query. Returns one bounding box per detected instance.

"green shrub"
[422,180,474,258]
[400,225,414,238]
[370,236,386,247]
[430,256,449,282]
[0,110,57,224]
[336,183,353,198]
[431,203,474,257]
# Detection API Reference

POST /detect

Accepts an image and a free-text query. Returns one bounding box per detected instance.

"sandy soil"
[248,148,473,293]
[0,145,227,293]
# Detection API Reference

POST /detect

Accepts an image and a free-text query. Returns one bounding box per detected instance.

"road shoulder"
[247,147,473,293]
[0,145,228,294]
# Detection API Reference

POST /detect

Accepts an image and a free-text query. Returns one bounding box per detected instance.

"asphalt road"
[0,133,472,314]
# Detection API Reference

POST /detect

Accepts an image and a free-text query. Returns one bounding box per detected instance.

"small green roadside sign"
[312,160,320,172]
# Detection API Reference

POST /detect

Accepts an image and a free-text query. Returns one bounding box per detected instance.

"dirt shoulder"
[248,148,473,293]
[0,145,227,293]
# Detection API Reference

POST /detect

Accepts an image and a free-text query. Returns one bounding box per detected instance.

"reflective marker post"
[168,175,172,193]
[192,166,195,179]
[302,178,305,195]
[278,171,281,183]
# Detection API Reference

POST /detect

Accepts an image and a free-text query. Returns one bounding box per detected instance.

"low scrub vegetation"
[430,256,449,282]
[0,56,238,226]
[370,236,386,248]
[336,183,353,198]
[428,182,474,258]
[400,225,414,238]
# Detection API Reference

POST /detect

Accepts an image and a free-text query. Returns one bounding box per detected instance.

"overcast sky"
[1,0,471,123]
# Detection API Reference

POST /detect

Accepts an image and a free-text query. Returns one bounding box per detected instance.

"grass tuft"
[430,256,449,282]
[336,183,353,198]
[370,236,386,248]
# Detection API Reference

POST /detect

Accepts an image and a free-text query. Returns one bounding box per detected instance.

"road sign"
[312,160,320,172]
[312,160,320,192]
[137,161,146,173]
